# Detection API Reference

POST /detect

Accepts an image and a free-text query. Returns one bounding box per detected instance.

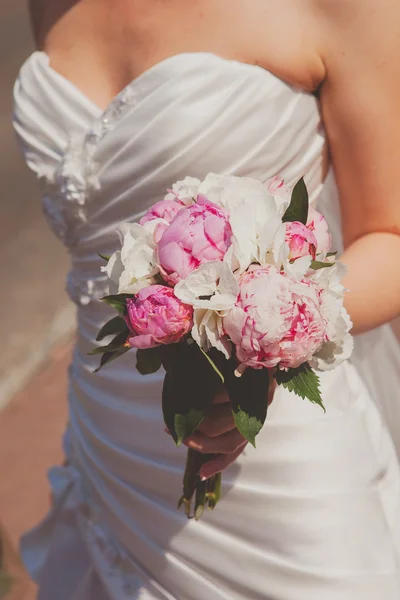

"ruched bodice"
[14,51,325,305]
[13,51,400,600]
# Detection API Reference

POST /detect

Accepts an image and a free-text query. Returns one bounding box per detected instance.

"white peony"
[310,303,354,371]
[199,174,281,273]
[270,223,312,279]
[309,261,353,370]
[102,221,160,294]
[265,176,292,216]
[174,261,239,314]
[164,176,201,206]
[197,173,237,206]
[192,308,232,359]
[174,261,239,357]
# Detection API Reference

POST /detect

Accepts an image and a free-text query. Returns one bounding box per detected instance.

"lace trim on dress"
[40,87,138,249]
[66,272,109,306]
[39,87,138,305]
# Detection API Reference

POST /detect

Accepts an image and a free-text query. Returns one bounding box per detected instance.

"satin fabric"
[13,51,400,599]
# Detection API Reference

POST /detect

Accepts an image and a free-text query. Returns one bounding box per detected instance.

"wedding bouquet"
[92,174,353,519]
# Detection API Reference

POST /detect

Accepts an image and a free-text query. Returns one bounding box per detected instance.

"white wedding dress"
[13,51,400,599]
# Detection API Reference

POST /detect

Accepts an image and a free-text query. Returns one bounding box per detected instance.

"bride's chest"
[36,0,323,112]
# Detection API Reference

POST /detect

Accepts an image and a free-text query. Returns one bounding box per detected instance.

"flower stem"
[194,479,207,521]
[206,472,222,510]
[178,449,223,519]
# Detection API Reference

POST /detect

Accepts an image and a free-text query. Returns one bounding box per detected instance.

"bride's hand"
[183,376,276,481]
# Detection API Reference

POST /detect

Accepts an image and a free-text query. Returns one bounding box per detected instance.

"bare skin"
[29,0,400,478]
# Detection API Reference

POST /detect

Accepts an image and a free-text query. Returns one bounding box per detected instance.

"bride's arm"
[318,1,400,334]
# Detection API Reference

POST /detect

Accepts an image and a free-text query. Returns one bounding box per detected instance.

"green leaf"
[275,363,325,411]
[100,293,134,315]
[233,410,266,448]
[161,342,223,446]
[310,260,335,270]
[225,367,270,447]
[98,253,111,262]
[136,347,162,375]
[96,316,128,341]
[94,346,130,373]
[204,350,271,447]
[174,410,205,445]
[89,331,128,356]
[282,177,309,225]
[326,251,338,258]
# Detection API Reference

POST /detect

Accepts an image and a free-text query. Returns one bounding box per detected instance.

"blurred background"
[0,2,74,598]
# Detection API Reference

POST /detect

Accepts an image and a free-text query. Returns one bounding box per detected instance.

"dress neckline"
[33,50,297,115]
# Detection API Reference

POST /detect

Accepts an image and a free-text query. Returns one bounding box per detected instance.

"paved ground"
[0,338,72,599]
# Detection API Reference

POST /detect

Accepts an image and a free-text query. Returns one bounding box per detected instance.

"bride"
[14,1,400,598]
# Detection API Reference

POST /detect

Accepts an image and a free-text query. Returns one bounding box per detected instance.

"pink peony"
[140,199,183,226]
[125,285,193,349]
[140,199,184,243]
[157,198,233,284]
[285,221,318,261]
[223,265,327,370]
[265,176,289,197]
[307,207,332,255]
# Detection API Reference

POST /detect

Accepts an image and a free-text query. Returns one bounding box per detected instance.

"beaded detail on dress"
[39,87,138,304]
[66,272,109,306]
[40,86,137,250]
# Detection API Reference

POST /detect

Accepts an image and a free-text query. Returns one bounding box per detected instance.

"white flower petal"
[228,206,258,273]
[203,312,232,359]
[258,213,282,263]
[285,255,312,279]
[117,222,147,244]
[174,261,239,312]
[141,218,168,243]
[124,243,156,278]
[223,244,240,273]
[313,260,348,298]
[192,309,209,350]
[118,223,152,264]
[273,224,290,267]
[165,176,200,205]
[120,275,156,295]
[310,279,354,371]
[311,326,354,371]
[102,251,123,285]
[221,178,278,230]
[197,173,234,207]
[192,309,231,359]
[103,222,160,294]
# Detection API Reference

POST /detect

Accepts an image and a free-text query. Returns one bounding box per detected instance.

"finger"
[199,445,246,480]
[197,404,235,437]
[213,386,230,405]
[184,428,246,454]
